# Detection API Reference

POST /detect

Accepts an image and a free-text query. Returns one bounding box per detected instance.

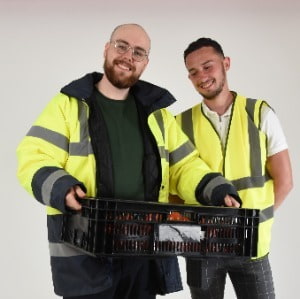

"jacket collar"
[60,72,176,113]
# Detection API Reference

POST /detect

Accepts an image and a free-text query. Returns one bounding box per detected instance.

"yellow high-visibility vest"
[176,94,274,257]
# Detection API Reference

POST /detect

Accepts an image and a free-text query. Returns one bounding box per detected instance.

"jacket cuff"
[210,184,242,206]
[51,176,87,213]
[32,166,86,213]
[195,173,241,206]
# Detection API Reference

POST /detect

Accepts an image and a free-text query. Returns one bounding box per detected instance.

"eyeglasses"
[110,40,148,62]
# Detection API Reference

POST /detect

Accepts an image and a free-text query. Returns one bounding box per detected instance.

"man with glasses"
[17,24,240,299]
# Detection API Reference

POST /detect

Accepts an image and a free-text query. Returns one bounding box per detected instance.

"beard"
[104,58,140,89]
[198,67,226,100]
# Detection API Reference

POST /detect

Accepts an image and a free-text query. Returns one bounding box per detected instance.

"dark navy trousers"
[64,258,156,299]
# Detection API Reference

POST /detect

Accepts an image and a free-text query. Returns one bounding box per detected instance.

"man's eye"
[134,50,144,57]
[117,44,128,51]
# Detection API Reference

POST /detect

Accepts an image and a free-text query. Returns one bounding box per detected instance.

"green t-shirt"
[94,90,145,201]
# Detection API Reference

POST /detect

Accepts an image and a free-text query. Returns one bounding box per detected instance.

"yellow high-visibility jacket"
[17,72,236,297]
[176,93,274,258]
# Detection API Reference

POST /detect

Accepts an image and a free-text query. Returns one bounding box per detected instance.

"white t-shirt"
[201,102,288,157]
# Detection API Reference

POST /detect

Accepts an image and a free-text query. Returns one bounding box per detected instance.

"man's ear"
[103,42,110,58]
[224,56,231,71]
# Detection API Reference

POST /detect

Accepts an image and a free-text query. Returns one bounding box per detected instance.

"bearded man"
[17,25,240,299]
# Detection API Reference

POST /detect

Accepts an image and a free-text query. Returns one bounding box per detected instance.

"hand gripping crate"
[61,197,259,258]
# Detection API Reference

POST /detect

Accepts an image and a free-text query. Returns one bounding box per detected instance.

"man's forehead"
[111,25,150,49]
[187,47,221,62]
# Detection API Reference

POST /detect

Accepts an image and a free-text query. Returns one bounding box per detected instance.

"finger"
[65,187,82,210]
[231,198,241,208]
[224,195,233,207]
[67,197,82,210]
[74,185,86,198]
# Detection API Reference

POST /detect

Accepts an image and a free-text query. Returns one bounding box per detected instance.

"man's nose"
[121,48,134,61]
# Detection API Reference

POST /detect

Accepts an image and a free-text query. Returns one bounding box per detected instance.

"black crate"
[61,197,259,257]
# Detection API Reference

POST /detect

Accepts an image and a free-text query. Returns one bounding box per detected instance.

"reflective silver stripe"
[246,99,263,177]
[27,101,92,156]
[158,146,169,162]
[203,176,232,202]
[232,174,271,191]
[49,242,85,257]
[69,141,93,156]
[41,170,68,205]
[27,126,69,151]
[70,100,92,156]
[151,110,194,165]
[152,110,168,162]
[228,99,269,191]
[259,206,274,223]
[169,140,195,166]
[153,110,165,141]
[181,108,195,144]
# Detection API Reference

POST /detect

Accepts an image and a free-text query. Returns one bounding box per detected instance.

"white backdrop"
[1,0,299,298]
